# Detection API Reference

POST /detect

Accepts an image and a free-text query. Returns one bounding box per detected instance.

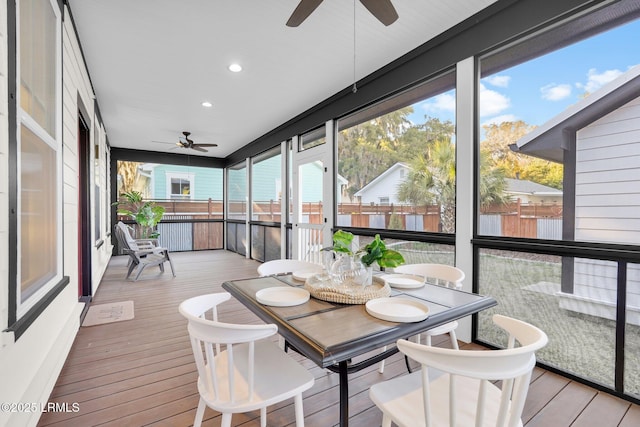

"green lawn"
[394,243,640,399]
[476,250,639,398]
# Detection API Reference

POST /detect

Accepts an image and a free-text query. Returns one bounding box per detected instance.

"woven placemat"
[305,275,390,305]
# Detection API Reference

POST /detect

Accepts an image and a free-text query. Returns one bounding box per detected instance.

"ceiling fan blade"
[190,145,208,152]
[195,143,218,148]
[286,0,323,27]
[359,0,398,26]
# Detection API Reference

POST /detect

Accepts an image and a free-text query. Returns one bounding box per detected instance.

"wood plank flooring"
[38,250,640,427]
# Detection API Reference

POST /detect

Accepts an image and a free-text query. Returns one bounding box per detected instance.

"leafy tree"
[337,107,412,197]
[117,161,141,194]
[388,211,404,230]
[520,158,563,189]
[481,120,536,177]
[396,116,455,160]
[397,141,509,232]
[479,148,510,208]
[482,120,564,189]
[397,139,457,232]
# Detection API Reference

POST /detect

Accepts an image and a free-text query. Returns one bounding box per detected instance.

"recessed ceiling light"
[228,63,242,73]
[201,101,213,108]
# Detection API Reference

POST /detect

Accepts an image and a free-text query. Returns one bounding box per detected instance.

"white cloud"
[484,75,511,88]
[576,68,624,93]
[420,93,456,113]
[421,85,510,117]
[479,84,510,117]
[540,83,572,101]
[481,114,518,127]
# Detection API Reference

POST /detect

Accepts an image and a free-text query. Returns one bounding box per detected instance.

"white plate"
[381,273,426,289]
[292,270,321,282]
[256,287,310,307]
[366,297,430,322]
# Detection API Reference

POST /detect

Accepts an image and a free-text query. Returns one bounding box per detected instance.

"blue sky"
[410,17,640,133]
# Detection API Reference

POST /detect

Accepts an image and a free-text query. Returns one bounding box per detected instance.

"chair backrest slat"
[497,377,513,426]
[257,259,322,276]
[422,368,432,427]
[190,337,210,392]
[449,374,456,427]
[114,223,130,251]
[393,263,465,289]
[397,314,548,427]
[204,340,218,398]
[475,379,487,427]
[227,344,235,403]
[179,293,277,404]
[248,341,255,402]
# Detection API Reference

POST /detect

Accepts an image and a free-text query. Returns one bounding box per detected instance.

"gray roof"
[505,178,562,195]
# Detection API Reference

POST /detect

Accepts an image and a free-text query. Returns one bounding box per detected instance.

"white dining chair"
[257,259,323,276]
[370,314,548,427]
[379,263,464,373]
[257,259,323,350]
[179,293,315,427]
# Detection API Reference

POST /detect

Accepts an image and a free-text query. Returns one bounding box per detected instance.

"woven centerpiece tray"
[304,274,390,305]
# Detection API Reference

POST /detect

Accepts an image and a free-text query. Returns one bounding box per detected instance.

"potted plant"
[358,234,405,269]
[113,190,165,239]
[327,230,405,286]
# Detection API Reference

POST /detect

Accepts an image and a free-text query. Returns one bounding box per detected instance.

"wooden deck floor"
[38,250,640,427]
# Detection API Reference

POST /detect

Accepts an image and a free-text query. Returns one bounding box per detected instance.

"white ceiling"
[68,0,497,158]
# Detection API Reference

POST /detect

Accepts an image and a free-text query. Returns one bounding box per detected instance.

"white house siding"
[357,165,408,205]
[574,97,640,244]
[1,7,112,426]
[61,7,112,294]
[562,97,640,325]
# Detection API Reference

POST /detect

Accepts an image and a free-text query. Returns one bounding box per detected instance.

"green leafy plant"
[113,190,165,238]
[328,230,405,268]
[359,234,405,268]
[330,229,357,255]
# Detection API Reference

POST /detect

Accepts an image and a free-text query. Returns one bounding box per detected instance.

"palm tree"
[398,139,456,232]
[479,147,510,209]
[397,140,508,233]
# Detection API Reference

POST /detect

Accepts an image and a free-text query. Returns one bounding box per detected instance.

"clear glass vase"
[330,254,372,287]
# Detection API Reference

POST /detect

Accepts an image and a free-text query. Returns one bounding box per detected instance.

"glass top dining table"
[222,273,497,427]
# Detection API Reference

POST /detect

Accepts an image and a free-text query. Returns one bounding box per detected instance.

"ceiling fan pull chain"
[352,0,357,93]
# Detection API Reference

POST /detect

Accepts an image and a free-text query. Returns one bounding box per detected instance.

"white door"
[291,121,334,262]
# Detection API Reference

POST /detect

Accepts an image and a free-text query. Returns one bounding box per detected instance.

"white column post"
[455,56,477,342]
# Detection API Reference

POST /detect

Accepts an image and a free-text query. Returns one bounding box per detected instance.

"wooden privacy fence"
[482,199,563,238]
[116,198,564,247]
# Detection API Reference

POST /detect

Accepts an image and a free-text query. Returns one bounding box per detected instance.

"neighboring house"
[512,65,640,325]
[354,163,411,205]
[141,164,224,200]
[141,160,347,207]
[355,162,562,206]
[504,177,562,204]
[297,160,348,205]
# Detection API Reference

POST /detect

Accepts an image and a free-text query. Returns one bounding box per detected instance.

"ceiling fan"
[173,131,218,153]
[286,0,398,27]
